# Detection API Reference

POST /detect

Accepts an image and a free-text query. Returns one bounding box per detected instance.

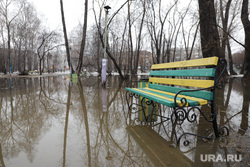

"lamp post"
[102,5,111,86]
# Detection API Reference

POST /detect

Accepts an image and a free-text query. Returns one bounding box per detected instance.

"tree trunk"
[241,0,250,78]
[220,0,236,75]
[97,33,101,75]
[7,24,12,74]
[128,1,133,75]
[198,0,221,58]
[219,0,230,59]
[77,0,88,75]
[227,40,237,75]
[18,40,21,72]
[60,0,73,72]
[39,58,42,75]
[134,0,146,75]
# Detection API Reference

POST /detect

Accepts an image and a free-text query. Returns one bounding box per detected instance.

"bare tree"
[198,0,221,58]
[60,0,73,73]
[180,1,200,60]
[218,0,238,75]
[36,30,60,75]
[131,0,146,75]
[127,0,133,74]
[0,0,23,74]
[147,0,178,64]
[12,1,40,73]
[77,0,88,75]
[241,0,250,78]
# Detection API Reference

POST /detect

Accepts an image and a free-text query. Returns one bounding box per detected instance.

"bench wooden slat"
[126,88,199,107]
[149,84,213,100]
[126,88,177,107]
[140,88,199,105]
[134,88,185,105]
[144,88,208,105]
[151,57,218,70]
[149,77,214,88]
[150,68,216,77]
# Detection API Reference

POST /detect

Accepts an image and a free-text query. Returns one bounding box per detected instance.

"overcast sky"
[29,0,244,53]
[29,0,85,31]
[29,1,192,31]
[29,0,121,32]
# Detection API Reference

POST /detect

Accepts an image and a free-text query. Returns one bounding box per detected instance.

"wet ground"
[0,75,249,167]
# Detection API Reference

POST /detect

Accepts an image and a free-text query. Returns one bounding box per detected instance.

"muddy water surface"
[0,75,249,167]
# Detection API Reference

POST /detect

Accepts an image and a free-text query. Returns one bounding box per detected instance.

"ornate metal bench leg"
[126,91,141,111]
[171,106,226,146]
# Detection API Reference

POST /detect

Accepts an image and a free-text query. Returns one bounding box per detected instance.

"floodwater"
[0,75,249,167]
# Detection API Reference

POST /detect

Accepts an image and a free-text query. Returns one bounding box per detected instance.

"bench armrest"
[215,58,227,89]
[174,86,214,107]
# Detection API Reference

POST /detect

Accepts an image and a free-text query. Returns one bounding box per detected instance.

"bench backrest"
[148,57,219,101]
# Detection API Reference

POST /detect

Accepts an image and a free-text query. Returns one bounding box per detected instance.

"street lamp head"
[104,5,111,12]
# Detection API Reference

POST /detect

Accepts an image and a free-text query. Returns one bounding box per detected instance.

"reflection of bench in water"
[127,126,193,167]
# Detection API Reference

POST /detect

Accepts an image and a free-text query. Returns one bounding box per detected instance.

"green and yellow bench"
[125,56,228,145]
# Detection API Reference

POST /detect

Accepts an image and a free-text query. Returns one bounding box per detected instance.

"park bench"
[125,56,229,145]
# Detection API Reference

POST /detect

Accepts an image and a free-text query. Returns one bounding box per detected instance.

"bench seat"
[126,87,208,107]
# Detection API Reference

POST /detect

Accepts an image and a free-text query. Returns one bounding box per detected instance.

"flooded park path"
[0,75,249,167]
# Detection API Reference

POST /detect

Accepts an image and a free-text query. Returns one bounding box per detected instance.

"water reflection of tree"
[238,79,249,135]
[73,76,152,166]
[39,77,67,115]
[218,78,249,133]
[0,144,5,167]
[95,79,144,166]
[77,79,91,167]
[0,77,65,164]
[1,78,42,162]
[62,83,71,167]
[216,78,249,166]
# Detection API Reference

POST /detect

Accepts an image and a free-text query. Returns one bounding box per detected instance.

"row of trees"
[65,0,250,78]
[0,0,61,75]
[1,0,249,77]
